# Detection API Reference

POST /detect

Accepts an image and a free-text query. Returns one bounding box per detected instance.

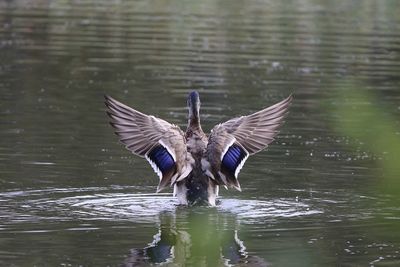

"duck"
[105,91,292,206]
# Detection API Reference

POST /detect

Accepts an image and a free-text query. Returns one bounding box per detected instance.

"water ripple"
[1,186,394,229]
[0,187,325,226]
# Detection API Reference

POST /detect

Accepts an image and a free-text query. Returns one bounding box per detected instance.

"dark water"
[1,1,400,266]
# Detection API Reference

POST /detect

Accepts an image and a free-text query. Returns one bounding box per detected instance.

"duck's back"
[175,128,218,206]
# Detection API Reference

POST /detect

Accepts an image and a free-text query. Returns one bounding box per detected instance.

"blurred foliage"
[331,82,400,197]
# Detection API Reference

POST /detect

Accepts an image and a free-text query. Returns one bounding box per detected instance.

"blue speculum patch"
[148,145,175,174]
[222,144,246,175]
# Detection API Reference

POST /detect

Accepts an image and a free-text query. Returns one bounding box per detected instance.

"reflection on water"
[122,211,268,267]
[1,186,399,265]
[1,187,324,266]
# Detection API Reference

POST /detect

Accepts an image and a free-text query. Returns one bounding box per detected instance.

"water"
[1,0,400,266]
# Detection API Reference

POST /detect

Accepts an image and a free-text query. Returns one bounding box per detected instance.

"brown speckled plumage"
[105,91,292,206]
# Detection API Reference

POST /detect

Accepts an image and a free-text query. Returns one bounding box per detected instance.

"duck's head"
[187,91,200,121]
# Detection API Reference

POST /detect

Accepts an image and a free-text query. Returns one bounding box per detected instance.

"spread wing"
[105,95,193,192]
[204,95,292,190]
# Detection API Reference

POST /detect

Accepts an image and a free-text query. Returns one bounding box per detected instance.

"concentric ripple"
[2,186,394,228]
[0,186,326,226]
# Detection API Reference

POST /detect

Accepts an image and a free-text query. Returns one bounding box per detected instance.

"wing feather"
[105,95,193,191]
[204,95,292,190]
[217,95,292,154]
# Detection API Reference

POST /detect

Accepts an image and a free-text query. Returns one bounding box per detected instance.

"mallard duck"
[105,92,292,206]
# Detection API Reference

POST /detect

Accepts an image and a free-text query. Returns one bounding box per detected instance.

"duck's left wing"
[105,95,192,192]
[204,95,292,190]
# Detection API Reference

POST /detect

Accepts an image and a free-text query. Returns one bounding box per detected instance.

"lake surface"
[1,1,400,266]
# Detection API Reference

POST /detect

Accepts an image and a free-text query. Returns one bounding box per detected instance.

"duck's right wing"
[105,95,193,192]
[204,95,292,190]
